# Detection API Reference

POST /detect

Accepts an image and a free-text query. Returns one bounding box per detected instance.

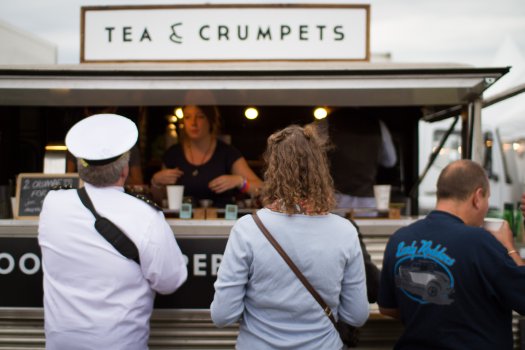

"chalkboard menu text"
[15,173,81,219]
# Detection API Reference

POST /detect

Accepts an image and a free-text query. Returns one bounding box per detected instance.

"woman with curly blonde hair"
[262,124,336,214]
[211,124,369,349]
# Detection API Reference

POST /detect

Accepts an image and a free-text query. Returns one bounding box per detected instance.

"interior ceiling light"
[245,107,259,120]
[174,107,184,119]
[314,107,328,120]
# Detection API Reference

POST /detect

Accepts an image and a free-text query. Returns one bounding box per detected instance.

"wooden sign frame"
[15,173,81,220]
[81,3,370,63]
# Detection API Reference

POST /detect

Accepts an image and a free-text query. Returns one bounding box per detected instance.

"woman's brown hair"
[262,124,336,214]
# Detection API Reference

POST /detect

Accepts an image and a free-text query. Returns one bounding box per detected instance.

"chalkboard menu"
[15,173,81,219]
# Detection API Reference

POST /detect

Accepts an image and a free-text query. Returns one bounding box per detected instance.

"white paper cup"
[483,218,504,231]
[166,185,184,210]
[374,185,391,211]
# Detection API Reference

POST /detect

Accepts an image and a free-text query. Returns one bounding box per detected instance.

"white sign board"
[81,4,370,62]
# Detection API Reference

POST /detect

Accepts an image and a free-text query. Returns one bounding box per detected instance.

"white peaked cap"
[65,114,138,164]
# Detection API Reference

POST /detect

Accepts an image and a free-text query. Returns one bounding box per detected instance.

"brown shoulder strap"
[252,212,336,325]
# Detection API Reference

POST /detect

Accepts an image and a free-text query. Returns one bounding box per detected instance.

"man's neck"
[435,200,473,225]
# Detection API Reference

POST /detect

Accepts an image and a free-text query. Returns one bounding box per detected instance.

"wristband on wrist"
[239,177,249,193]
[508,249,518,256]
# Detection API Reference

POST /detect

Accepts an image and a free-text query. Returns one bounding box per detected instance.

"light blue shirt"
[211,208,369,349]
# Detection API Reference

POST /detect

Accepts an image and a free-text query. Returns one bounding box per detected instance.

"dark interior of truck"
[0,104,423,214]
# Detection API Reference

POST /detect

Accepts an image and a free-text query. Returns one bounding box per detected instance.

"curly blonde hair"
[262,124,336,214]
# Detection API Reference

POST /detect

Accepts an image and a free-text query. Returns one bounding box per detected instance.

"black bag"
[336,320,360,347]
[347,217,380,303]
[94,217,140,263]
[337,218,381,347]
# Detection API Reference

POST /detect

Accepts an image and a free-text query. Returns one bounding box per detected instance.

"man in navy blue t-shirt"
[378,159,525,350]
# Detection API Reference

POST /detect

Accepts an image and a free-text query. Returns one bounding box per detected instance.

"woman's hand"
[152,168,184,186]
[209,175,243,194]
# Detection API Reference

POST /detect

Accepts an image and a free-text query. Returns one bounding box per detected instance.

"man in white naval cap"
[38,114,187,350]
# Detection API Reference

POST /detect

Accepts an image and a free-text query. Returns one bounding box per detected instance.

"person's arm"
[208,157,263,196]
[338,232,370,327]
[487,220,524,266]
[231,157,263,196]
[477,226,525,315]
[150,171,166,204]
[379,307,401,320]
[141,211,187,294]
[150,167,184,204]
[508,249,524,266]
[210,219,252,327]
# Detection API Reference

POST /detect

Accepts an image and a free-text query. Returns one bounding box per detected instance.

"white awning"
[0,62,508,110]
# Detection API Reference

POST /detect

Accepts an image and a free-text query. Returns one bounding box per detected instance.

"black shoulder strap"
[77,187,140,265]
[252,212,336,326]
[77,187,101,219]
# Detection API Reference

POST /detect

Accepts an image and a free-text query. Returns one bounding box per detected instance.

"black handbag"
[252,213,360,347]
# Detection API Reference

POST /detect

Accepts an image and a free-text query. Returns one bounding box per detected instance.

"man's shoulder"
[87,187,163,217]
[391,217,427,236]
[45,186,77,201]
[124,190,162,212]
[387,215,441,246]
[388,212,492,249]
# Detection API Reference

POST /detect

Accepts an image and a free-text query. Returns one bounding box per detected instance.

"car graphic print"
[395,259,454,305]
[394,240,455,305]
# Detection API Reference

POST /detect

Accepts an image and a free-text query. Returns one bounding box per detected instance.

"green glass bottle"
[514,201,523,243]
[503,202,515,237]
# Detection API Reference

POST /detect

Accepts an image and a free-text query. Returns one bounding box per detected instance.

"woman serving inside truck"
[150,104,262,208]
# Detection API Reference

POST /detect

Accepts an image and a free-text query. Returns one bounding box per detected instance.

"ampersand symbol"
[170,23,183,44]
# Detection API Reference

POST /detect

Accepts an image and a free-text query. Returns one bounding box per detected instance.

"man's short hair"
[78,152,130,187]
[437,159,489,201]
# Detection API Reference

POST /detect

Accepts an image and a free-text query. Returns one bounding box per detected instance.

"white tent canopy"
[483,36,525,142]
[0,20,56,65]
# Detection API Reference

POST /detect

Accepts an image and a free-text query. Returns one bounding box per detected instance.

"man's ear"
[471,187,484,209]
[121,164,129,181]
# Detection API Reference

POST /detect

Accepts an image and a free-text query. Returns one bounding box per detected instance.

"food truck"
[0,4,520,349]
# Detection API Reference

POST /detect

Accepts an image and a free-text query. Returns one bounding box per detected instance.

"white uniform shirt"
[38,183,187,350]
[211,208,369,350]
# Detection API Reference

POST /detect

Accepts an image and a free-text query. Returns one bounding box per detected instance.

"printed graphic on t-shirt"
[394,240,455,305]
